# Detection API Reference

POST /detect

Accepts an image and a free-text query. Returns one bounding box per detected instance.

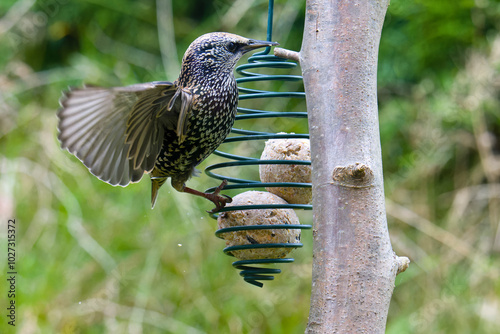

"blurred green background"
[1,0,500,333]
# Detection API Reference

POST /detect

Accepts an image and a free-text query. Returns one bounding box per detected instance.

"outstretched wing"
[57,81,194,186]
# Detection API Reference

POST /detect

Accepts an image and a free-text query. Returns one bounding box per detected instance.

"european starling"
[57,32,278,211]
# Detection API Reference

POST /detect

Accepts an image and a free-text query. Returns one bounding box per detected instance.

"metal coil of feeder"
[205,0,312,288]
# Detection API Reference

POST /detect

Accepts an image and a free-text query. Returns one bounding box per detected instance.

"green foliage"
[1,0,499,333]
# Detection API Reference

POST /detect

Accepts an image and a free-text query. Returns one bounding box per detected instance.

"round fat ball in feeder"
[259,137,312,204]
[217,191,301,260]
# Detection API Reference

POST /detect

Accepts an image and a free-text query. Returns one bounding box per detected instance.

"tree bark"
[297,0,409,332]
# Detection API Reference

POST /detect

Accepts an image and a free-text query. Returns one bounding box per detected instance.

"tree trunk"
[298,0,409,332]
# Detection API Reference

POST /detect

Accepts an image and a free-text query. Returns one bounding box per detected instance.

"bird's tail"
[151,176,168,208]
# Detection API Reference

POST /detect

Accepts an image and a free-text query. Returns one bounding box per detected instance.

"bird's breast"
[187,83,238,144]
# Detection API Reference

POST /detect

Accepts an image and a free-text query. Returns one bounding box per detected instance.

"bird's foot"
[182,180,232,213]
[205,180,232,213]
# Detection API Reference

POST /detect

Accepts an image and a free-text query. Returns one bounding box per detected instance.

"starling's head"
[179,32,278,81]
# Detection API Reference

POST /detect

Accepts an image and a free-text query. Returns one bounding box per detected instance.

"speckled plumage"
[57,32,278,210]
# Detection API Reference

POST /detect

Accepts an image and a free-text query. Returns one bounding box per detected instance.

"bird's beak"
[241,39,279,53]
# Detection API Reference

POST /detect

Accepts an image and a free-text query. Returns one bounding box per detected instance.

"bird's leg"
[182,180,232,213]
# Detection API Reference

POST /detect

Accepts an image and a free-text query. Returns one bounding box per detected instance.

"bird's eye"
[227,42,238,53]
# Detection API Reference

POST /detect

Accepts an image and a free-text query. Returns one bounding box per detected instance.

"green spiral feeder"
[205,0,312,288]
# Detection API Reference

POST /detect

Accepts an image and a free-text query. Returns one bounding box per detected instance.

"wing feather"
[124,85,194,168]
[176,89,193,141]
[57,82,178,186]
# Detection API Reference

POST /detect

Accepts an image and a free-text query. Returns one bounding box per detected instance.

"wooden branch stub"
[331,162,374,188]
[396,256,410,275]
[274,47,300,62]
